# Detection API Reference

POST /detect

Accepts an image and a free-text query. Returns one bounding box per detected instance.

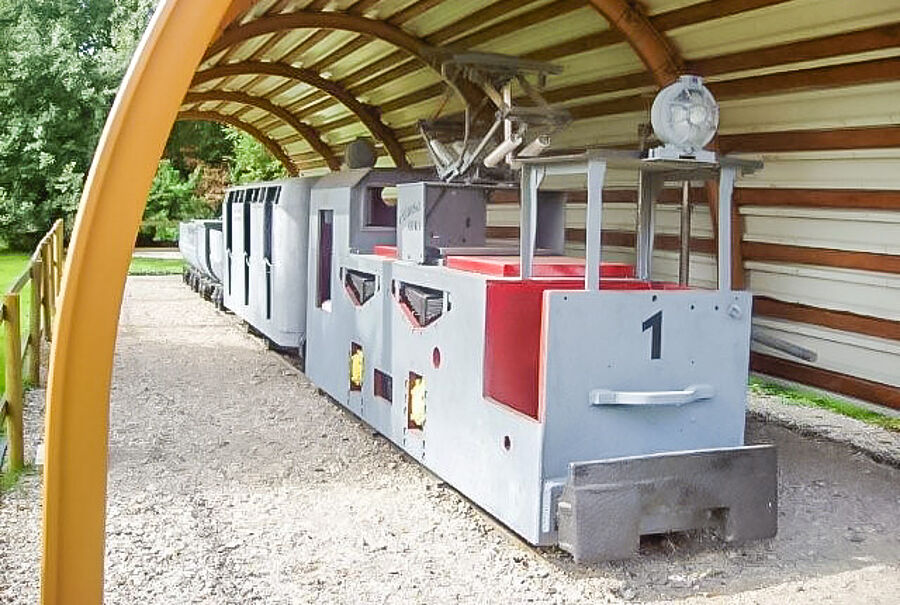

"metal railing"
[0,219,63,471]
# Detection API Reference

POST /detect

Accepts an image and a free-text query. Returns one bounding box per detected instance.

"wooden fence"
[0,219,63,471]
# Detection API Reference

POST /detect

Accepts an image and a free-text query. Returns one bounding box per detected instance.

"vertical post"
[678,181,691,286]
[40,244,52,338]
[519,164,543,280]
[4,293,24,471]
[584,159,607,292]
[635,171,662,281]
[717,165,737,291]
[55,221,64,296]
[28,260,43,385]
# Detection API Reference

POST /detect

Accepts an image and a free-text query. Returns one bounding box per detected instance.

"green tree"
[227,129,289,185]
[0,0,154,249]
[139,159,209,244]
[164,121,232,175]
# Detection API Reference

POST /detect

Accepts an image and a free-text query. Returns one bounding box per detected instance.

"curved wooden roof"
[182,0,900,174]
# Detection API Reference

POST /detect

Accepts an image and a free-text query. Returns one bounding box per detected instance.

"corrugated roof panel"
[643,0,710,16]
[327,39,398,80]
[545,44,645,87]
[469,6,607,54]
[404,0,541,39]
[362,69,441,104]
[226,34,276,62]
[549,111,646,149]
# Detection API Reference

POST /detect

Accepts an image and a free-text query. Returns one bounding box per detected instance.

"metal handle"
[590,384,715,407]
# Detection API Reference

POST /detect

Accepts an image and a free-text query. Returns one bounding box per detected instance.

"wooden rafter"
[587,0,682,87]
[206,12,434,70]
[192,61,410,167]
[182,90,341,170]
[178,109,299,175]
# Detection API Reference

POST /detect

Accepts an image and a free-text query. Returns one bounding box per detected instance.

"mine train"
[179,74,778,562]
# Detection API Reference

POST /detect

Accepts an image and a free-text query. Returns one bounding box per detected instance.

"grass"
[0,253,33,394]
[128,257,185,275]
[0,463,31,493]
[749,377,900,432]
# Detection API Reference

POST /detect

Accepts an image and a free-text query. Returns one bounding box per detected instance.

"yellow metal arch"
[40,1,234,603]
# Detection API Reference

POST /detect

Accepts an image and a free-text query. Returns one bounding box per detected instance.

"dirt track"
[1,276,898,603]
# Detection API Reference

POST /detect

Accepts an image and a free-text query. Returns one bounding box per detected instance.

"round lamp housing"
[650,75,719,156]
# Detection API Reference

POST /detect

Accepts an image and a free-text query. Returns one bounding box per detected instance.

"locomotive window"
[316,210,333,310]
[364,187,396,228]
[374,369,392,403]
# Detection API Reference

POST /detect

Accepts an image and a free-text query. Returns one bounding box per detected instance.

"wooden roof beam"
[182,90,341,171]
[192,61,410,167]
[178,109,299,176]
[587,0,683,87]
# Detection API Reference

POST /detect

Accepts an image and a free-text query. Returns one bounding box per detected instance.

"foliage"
[0,0,289,250]
[139,159,209,244]
[0,0,156,250]
[129,257,184,275]
[227,129,289,185]
[749,378,900,432]
[164,121,232,175]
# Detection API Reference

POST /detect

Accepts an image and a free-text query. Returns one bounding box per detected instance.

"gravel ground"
[1,276,898,604]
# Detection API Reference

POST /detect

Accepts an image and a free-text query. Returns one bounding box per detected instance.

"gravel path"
[1,276,898,604]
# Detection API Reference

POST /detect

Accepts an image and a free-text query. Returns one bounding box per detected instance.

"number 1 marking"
[642,310,662,360]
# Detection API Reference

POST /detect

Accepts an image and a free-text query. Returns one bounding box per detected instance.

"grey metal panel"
[222,178,317,348]
[344,254,395,439]
[197,220,223,282]
[178,221,200,274]
[305,184,353,400]
[387,262,547,544]
[349,169,433,253]
[397,183,488,263]
[539,290,753,482]
[223,199,248,320]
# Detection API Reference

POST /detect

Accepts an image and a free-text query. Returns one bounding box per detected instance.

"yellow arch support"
[40,1,235,602]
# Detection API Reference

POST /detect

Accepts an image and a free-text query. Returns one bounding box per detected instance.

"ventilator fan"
[649,75,719,162]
